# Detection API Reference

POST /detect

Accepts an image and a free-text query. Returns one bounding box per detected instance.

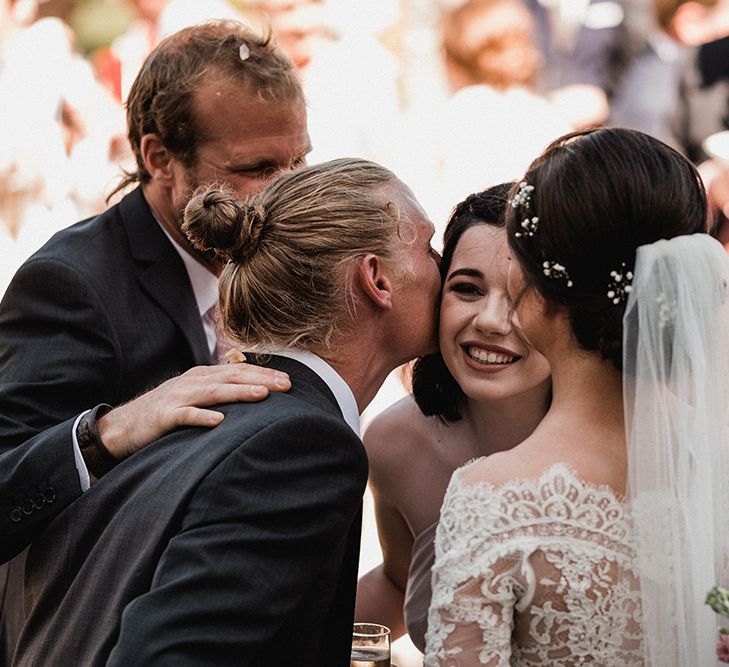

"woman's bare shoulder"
[459,425,626,498]
[363,396,448,485]
[363,396,438,457]
[457,421,568,487]
[458,448,533,488]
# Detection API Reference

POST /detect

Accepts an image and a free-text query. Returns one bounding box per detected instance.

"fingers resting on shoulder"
[97,361,291,460]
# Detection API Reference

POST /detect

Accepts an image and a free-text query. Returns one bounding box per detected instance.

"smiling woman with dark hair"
[356,183,551,652]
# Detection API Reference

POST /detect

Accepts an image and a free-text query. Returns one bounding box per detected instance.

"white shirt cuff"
[72,410,92,492]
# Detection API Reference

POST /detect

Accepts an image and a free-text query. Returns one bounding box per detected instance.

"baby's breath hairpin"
[511,181,539,238]
[510,181,534,209]
[607,263,633,305]
[515,216,539,238]
[543,261,573,287]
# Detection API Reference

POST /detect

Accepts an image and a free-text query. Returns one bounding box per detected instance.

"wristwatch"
[76,403,117,479]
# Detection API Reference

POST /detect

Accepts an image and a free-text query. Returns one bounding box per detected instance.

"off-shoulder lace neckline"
[452,459,627,504]
[426,459,641,666]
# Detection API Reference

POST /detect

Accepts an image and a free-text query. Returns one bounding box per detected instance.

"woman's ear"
[355,254,394,311]
[140,134,173,183]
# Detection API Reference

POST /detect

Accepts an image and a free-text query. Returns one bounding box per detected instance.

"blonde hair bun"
[182,184,265,262]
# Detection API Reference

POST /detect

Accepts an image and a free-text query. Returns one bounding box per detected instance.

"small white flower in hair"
[656,292,677,329]
[515,216,539,238]
[510,181,535,209]
[543,260,573,287]
[239,43,250,62]
[607,263,634,304]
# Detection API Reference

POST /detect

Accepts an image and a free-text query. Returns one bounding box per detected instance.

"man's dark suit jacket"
[13,357,368,667]
[0,187,210,660]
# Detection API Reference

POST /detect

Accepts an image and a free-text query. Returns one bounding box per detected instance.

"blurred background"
[2,0,729,663]
[2,0,728,294]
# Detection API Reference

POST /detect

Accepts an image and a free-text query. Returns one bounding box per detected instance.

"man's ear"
[140,134,173,183]
[356,254,394,311]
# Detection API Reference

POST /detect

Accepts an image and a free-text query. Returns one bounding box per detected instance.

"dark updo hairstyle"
[507,127,708,371]
[412,183,514,422]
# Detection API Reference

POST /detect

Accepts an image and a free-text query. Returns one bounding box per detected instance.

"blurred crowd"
[1,0,728,298]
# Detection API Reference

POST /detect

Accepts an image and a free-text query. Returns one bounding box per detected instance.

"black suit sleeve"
[0,258,119,555]
[108,413,367,666]
[0,417,83,563]
[0,256,121,450]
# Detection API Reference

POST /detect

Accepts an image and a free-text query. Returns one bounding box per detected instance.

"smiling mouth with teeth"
[467,347,517,365]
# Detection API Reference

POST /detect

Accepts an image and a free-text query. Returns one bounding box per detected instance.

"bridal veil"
[623,233,729,665]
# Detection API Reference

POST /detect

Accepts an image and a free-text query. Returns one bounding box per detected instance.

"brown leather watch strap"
[76,403,117,479]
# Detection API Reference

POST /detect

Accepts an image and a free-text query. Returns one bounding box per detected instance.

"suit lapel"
[120,190,211,365]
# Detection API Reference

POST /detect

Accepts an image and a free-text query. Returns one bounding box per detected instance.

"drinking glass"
[350,623,391,667]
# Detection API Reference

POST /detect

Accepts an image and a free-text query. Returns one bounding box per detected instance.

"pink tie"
[203,306,227,364]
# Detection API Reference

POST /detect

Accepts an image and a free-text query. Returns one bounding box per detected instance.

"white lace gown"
[424,463,644,666]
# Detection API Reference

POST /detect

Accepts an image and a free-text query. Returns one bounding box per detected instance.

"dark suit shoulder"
[17,379,366,667]
[698,35,729,87]
[21,190,143,283]
[208,391,367,471]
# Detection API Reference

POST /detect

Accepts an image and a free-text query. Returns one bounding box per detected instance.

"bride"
[425,127,729,665]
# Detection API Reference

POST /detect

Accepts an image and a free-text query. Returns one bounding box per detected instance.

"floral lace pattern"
[424,463,643,666]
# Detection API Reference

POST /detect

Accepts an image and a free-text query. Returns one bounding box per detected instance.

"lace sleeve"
[424,463,642,667]
[425,553,527,666]
[424,469,532,667]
